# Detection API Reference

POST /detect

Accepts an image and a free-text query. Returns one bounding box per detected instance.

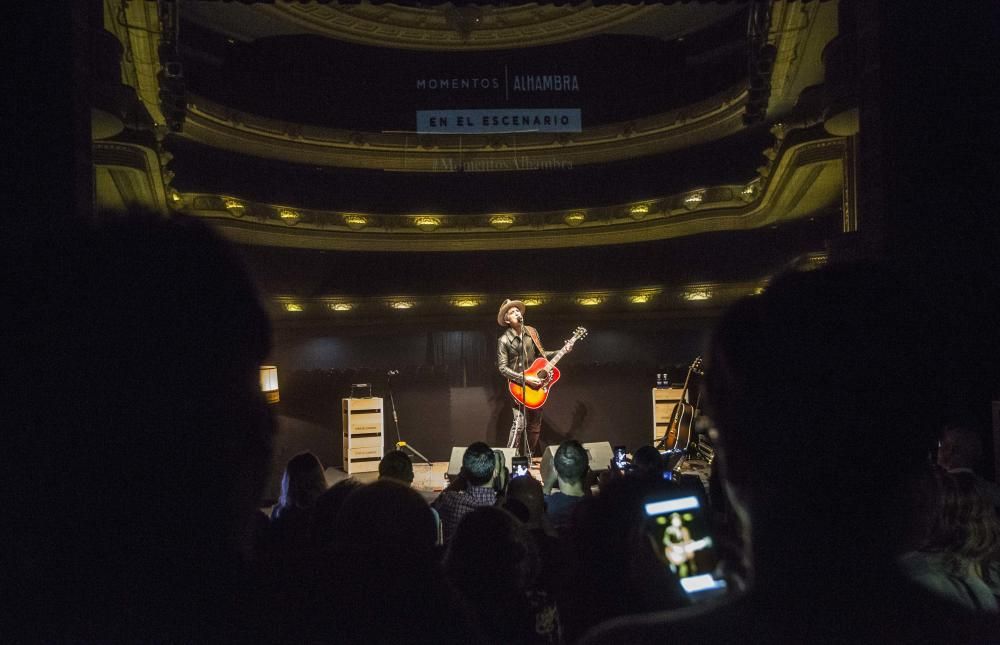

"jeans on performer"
[507,405,543,456]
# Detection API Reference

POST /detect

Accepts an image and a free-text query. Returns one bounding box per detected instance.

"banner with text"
[416,109,581,134]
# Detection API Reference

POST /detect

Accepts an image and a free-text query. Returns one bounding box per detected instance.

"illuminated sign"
[416,109,581,134]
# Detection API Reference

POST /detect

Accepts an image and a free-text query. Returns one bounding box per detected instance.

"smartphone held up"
[644,490,727,601]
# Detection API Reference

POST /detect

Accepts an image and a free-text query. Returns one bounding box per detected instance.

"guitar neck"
[547,344,571,367]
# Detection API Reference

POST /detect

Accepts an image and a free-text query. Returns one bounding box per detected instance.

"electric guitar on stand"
[508,327,587,409]
[656,357,703,452]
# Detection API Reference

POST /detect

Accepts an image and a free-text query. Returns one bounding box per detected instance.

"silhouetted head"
[918,468,1000,572]
[31,212,273,550]
[504,475,546,527]
[379,449,415,484]
[462,441,496,487]
[445,505,539,599]
[277,451,327,512]
[334,479,438,559]
[555,440,589,485]
[19,211,274,637]
[705,263,936,568]
[312,478,365,547]
[937,423,985,472]
[632,445,665,481]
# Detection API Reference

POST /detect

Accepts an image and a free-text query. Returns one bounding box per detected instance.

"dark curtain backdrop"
[430,331,490,387]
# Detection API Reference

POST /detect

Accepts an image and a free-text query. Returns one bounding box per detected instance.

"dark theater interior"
[11,1,1000,642]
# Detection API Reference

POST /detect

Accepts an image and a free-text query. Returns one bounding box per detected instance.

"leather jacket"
[497,326,553,384]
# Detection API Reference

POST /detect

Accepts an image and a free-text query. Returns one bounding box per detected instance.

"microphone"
[387,370,399,376]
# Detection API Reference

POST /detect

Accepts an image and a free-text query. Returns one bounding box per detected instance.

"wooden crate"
[342,397,384,475]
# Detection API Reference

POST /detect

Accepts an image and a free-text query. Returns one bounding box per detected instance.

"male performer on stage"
[496,299,567,456]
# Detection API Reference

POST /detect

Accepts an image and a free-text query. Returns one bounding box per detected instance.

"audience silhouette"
[14,214,998,643]
[580,263,1000,643]
[15,212,274,642]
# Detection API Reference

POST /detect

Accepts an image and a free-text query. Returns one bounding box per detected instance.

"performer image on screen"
[496,299,568,457]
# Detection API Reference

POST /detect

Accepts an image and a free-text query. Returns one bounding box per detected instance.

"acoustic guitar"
[508,326,587,409]
[657,357,703,451]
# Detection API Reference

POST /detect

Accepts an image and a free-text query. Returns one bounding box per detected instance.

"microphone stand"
[386,371,432,466]
[518,321,532,460]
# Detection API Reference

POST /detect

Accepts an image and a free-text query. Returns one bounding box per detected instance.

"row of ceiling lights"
[280,289,726,313]
[217,180,761,231]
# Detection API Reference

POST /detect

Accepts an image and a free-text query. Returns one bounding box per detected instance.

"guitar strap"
[524,325,546,355]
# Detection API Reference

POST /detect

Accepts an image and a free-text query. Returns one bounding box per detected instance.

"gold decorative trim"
[264,275,808,322]
[105,0,166,127]
[93,141,170,213]
[254,3,662,52]
[183,133,845,252]
[181,85,748,170]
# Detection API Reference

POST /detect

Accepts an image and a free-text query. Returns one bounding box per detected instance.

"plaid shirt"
[432,485,497,544]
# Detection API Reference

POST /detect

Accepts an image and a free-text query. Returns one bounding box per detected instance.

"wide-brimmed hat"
[497,299,526,326]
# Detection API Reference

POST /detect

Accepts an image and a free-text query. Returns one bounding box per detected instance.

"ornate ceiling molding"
[216,3,668,52]
[263,254,828,325]
[181,131,846,252]
[181,84,748,170]
[106,0,167,128]
[93,141,171,214]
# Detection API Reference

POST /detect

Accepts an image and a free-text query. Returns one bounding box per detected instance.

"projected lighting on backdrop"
[683,191,705,210]
[279,208,301,225]
[577,296,603,306]
[489,215,515,230]
[413,216,441,232]
[564,212,586,226]
[284,302,304,312]
[682,290,712,301]
[629,203,651,219]
[343,214,368,230]
[391,301,414,310]
[521,297,545,307]
[259,365,279,404]
[451,298,481,308]
[329,302,354,311]
[224,198,246,217]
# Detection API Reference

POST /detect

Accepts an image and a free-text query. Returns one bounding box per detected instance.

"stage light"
[522,297,544,306]
[489,215,515,230]
[452,299,480,308]
[564,212,586,226]
[224,199,246,217]
[391,301,414,309]
[168,188,184,208]
[577,296,603,306]
[414,216,441,232]
[285,303,303,312]
[682,290,711,301]
[630,294,653,304]
[279,208,301,225]
[344,214,368,230]
[629,203,651,219]
[683,191,705,210]
[329,303,353,311]
[741,181,761,202]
